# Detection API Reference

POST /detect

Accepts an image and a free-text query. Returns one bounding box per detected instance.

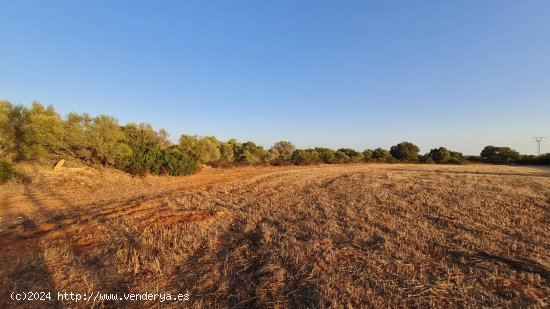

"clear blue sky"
[1,1,549,155]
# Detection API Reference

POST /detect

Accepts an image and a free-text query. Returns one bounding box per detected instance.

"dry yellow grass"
[1,163,549,308]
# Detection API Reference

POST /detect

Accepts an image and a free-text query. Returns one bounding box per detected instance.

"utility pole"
[534,137,545,156]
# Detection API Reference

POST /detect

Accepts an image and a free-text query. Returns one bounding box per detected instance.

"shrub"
[125,147,163,175]
[427,147,451,163]
[315,147,337,164]
[269,141,295,161]
[160,149,198,176]
[218,142,235,163]
[422,156,435,164]
[538,153,550,165]
[126,147,198,176]
[390,141,420,162]
[238,141,268,164]
[0,160,17,184]
[0,101,18,159]
[362,149,374,162]
[372,148,393,162]
[466,155,484,163]
[334,150,350,163]
[449,151,466,164]
[88,115,131,167]
[63,112,93,161]
[179,135,221,164]
[337,148,364,163]
[18,102,65,159]
[480,146,520,164]
[518,153,550,165]
[291,149,321,165]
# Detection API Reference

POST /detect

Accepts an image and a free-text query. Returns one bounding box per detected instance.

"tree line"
[1,101,548,183]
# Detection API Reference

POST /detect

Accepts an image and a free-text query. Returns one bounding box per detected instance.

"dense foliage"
[390,142,420,162]
[0,100,547,184]
[423,147,466,164]
[0,160,17,184]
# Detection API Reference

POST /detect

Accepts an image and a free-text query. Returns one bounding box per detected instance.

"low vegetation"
[0,100,548,183]
[0,160,17,184]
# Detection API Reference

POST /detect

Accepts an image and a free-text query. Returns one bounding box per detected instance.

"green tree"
[240,141,268,164]
[291,149,321,165]
[18,102,65,159]
[315,147,337,164]
[362,149,374,162]
[269,141,295,161]
[179,135,221,164]
[389,141,420,162]
[427,147,451,163]
[337,148,364,163]
[372,148,393,162]
[480,146,520,164]
[218,142,235,163]
[63,112,93,160]
[88,115,131,167]
[0,101,18,158]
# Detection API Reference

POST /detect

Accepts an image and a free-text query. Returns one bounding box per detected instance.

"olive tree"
[18,102,65,159]
[269,141,295,161]
[389,141,420,162]
[179,135,221,164]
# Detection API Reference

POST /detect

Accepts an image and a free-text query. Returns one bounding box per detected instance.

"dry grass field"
[1,163,549,308]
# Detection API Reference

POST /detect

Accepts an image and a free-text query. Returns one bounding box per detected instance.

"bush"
[235,141,268,164]
[426,147,451,163]
[315,147,337,164]
[0,160,17,184]
[422,156,435,164]
[538,153,550,165]
[466,155,484,163]
[0,101,19,159]
[518,153,550,165]
[160,149,198,176]
[447,157,463,165]
[291,149,321,165]
[18,102,65,160]
[125,147,163,175]
[372,148,393,162]
[218,142,235,163]
[179,135,221,164]
[425,147,466,164]
[362,149,374,162]
[337,148,364,163]
[126,147,198,176]
[480,146,520,164]
[88,115,132,167]
[269,141,295,161]
[390,142,420,162]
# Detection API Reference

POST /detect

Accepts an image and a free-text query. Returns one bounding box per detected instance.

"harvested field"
[1,163,549,308]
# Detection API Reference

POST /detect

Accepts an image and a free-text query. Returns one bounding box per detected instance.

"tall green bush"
[269,141,295,161]
[390,142,420,162]
[372,148,393,162]
[291,149,321,165]
[179,135,221,164]
[0,101,18,159]
[18,102,65,159]
[480,146,520,164]
[315,147,337,164]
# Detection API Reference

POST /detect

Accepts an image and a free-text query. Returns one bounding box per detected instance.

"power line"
[534,137,545,156]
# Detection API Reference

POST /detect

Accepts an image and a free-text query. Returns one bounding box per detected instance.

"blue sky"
[1,1,549,155]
